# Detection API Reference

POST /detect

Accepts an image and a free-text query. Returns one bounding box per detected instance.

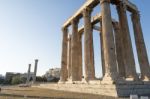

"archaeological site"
[58,0,150,97]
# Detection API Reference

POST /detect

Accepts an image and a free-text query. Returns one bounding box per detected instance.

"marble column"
[78,34,83,80]
[113,22,125,78]
[33,59,38,83]
[99,22,105,77]
[71,19,81,81]
[131,12,150,80]
[100,0,118,82]
[60,27,68,82]
[83,7,95,81]
[26,64,31,84]
[117,1,138,80]
[67,34,72,79]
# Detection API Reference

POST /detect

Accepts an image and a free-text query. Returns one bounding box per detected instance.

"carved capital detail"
[71,18,79,26]
[131,11,140,21]
[118,1,127,11]
[62,27,68,33]
[82,7,92,17]
[100,0,110,5]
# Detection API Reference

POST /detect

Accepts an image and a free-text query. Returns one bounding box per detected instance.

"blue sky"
[0,0,149,77]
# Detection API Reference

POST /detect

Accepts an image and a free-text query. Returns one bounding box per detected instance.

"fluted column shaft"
[71,19,81,81]
[67,34,72,79]
[26,64,31,83]
[78,34,83,80]
[100,0,118,82]
[60,27,68,82]
[131,12,150,80]
[99,22,105,77]
[33,59,38,83]
[117,2,137,80]
[113,22,125,78]
[83,8,95,81]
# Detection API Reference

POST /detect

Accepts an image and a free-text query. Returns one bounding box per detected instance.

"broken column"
[131,11,150,81]
[83,7,95,81]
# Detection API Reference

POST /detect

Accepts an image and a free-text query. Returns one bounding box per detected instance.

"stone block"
[140,96,149,99]
[130,95,138,99]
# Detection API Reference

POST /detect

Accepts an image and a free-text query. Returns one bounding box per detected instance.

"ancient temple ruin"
[59,0,150,97]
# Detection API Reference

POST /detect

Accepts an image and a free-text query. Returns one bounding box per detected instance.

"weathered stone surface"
[140,96,149,99]
[67,34,72,80]
[130,95,138,99]
[117,1,138,80]
[60,28,68,82]
[131,12,150,81]
[83,7,95,81]
[63,0,138,27]
[59,0,150,98]
[99,25,105,77]
[78,34,83,81]
[39,82,150,97]
[26,64,31,84]
[71,19,81,81]
[113,22,125,78]
[33,59,38,83]
[100,0,118,82]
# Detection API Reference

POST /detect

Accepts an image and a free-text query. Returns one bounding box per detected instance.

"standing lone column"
[131,12,150,81]
[113,22,125,78]
[71,19,81,81]
[117,1,138,80]
[67,34,72,80]
[59,27,68,83]
[83,7,95,81]
[33,59,38,83]
[100,0,118,82]
[26,64,31,84]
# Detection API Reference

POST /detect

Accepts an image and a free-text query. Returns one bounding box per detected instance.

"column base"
[140,75,150,81]
[88,80,100,85]
[65,78,74,84]
[65,78,83,84]
[100,76,116,85]
[81,78,88,84]
[58,80,66,84]
[125,74,140,81]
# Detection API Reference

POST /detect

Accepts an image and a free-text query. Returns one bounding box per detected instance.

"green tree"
[11,76,22,85]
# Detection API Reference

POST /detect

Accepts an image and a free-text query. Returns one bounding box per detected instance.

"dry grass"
[0,86,128,99]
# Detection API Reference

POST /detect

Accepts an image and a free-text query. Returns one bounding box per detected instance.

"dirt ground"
[0,86,128,99]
